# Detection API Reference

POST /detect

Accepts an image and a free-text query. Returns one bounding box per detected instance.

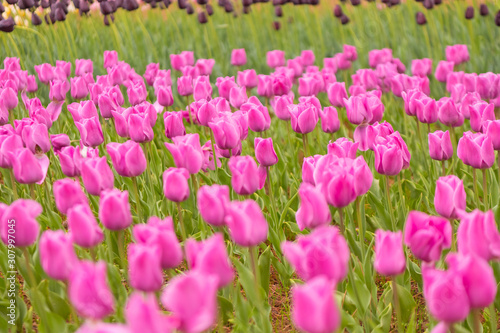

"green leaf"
[258,246,271,296]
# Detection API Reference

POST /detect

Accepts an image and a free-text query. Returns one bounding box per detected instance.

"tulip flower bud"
[0,199,42,247]
[319,106,340,133]
[254,137,278,167]
[289,102,319,134]
[266,50,285,68]
[99,189,133,231]
[107,140,147,177]
[225,199,268,247]
[457,131,495,169]
[81,157,115,196]
[231,49,247,66]
[197,184,230,227]
[295,183,331,230]
[164,112,186,139]
[53,178,88,215]
[163,167,190,202]
[457,210,500,261]
[209,116,241,150]
[484,120,500,150]
[9,148,48,185]
[128,243,163,292]
[67,203,104,248]
[374,230,406,276]
[428,130,453,161]
[465,6,474,19]
[228,155,265,195]
[40,230,78,281]
[434,61,454,82]
[75,117,104,148]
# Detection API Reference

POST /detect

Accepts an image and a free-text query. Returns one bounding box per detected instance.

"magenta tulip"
[40,230,78,281]
[295,183,331,230]
[428,130,453,161]
[165,134,204,174]
[228,155,263,195]
[163,167,190,202]
[224,199,268,247]
[457,131,495,169]
[434,175,466,219]
[374,230,406,276]
[53,178,88,215]
[128,243,163,292]
[0,199,41,247]
[67,203,104,248]
[457,210,500,261]
[107,141,147,177]
[197,184,230,227]
[231,48,247,66]
[81,157,115,196]
[99,189,133,231]
[254,137,278,167]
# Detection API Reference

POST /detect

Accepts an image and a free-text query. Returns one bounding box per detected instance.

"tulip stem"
[472,308,481,333]
[249,246,262,303]
[392,277,404,333]
[176,202,187,242]
[385,176,397,231]
[29,183,36,201]
[442,160,446,177]
[89,247,97,261]
[116,229,127,271]
[472,169,481,209]
[482,169,488,210]
[267,167,279,227]
[22,248,37,288]
[355,197,365,259]
[397,174,406,220]
[338,208,345,234]
[64,281,80,326]
[488,303,496,333]
[131,177,143,223]
[302,133,309,157]
[449,219,456,252]
[9,169,18,201]
[210,129,219,182]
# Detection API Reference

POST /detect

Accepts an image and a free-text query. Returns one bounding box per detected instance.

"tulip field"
[2,0,500,332]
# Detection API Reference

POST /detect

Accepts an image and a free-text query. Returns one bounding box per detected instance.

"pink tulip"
[128,243,163,292]
[0,131,24,168]
[368,48,393,68]
[445,44,469,65]
[186,233,234,288]
[157,85,174,107]
[0,199,41,247]
[298,76,321,97]
[215,76,237,100]
[127,81,147,106]
[67,203,104,248]
[68,100,99,122]
[107,141,147,177]
[69,261,115,320]
[27,75,38,92]
[144,63,160,86]
[4,57,21,71]
[457,210,500,261]
[271,72,293,96]
[247,104,271,133]
[291,276,341,333]
[161,271,218,333]
[295,183,331,230]
[225,199,268,247]
[177,76,193,96]
[299,50,315,67]
[319,106,340,133]
[99,189,133,231]
[195,59,215,76]
[9,148,49,184]
[434,61,454,82]
[289,102,319,134]
[75,59,93,76]
[0,87,18,111]
[40,230,78,281]
[209,116,241,150]
[70,76,89,99]
[315,156,357,208]
[165,134,204,174]
[34,63,55,84]
[133,216,182,269]
[457,131,495,169]
[193,76,212,101]
[302,155,321,185]
[49,79,70,102]
[266,50,285,68]
[411,58,432,77]
[434,175,466,220]
[125,292,179,333]
[164,112,186,139]
[228,155,264,195]
[50,133,70,153]
[170,51,194,71]
[273,94,293,121]
[373,140,404,176]
[327,137,358,159]
[428,130,453,161]
[469,101,495,132]
[404,211,451,262]
[476,73,500,100]
[344,94,384,125]
[81,157,115,196]
[229,86,248,109]
[254,137,278,167]
[53,178,88,215]
[103,50,118,68]
[163,167,190,202]
[15,118,51,153]
[231,48,247,66]
[374,230,406,276]
[415,96,438,124]
[57,146,84,178]
[257,74,273,98]
[75,117,104,148]
[237,69,258,89]
[75,322,131,333]
[484,120,500,150]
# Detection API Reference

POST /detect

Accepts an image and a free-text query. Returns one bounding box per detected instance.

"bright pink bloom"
[374,229,406,276]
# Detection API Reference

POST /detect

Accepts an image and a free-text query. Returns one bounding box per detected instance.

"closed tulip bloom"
[271,73,293,96]
[434,175,466,219]
[0,87,17,111]
[401,89,424,117]
[143,63,160,86]
[373,141,403,176]
[281,225,349,283]
[445,44,469,65]
[127,81,147,106]
[9,148,48,184]
[34,63,55,84]
[0,199,41,247]
[0,133,24,169]
[302,155,322,185]
[374,230,406,276]
[163,167,190,202]
[434,61,454,82]
[411,58,432,77]
[27,75,38,93]
[319,107,340,134]
[225,199,268,247]
[196,101,217,127]
[195,59,215,76]
[69,261,115,320]
[229,86,248,109]
[457,210,500,261]
[476,73,500,100]
[352,156,373,196]
[161,271,218,333]
[164,112,186,139]
[254,137,278,167]
[422,265,470,324]
[257,75,273,98]
[70,76,89,99]
[40,230,78,281]
[15,119,51,154]
[266,50,285,68]
[125,293,179,333]
[99,189,133,231]
[344,94,384,125]
[76,117,104,148]
[228,156,262,195]
[68,100,99,122]
[107,141,147,177]
[165,134,204,174]
[209,117,241,150]
[193,76,212,101]
[177,76,193,96]
[415,97,438,124]
[57,146,84,178]
[128,243,163,292]
[53,178,88,215]
[327,138,358,159]
[237,69,258,89]
[231,48,247,66]
[186,234,234,288]
[291,276,340,333]
[289,103,319,134]
[133,216,182,269]
[67,204,104,248]
[368,48,392,68]
[157,85,174,107]
[484,120,500,150]
[295,183,331,231]
[404,211,451,263]
[103,50,118,68]
[215,76,237,100]
[428,130,453,161]
[469,101,495,132]
[49,79,70,102]
[50,133,70,153]
[438,98,464,127]
[247,104,271,133]
[81,157,115,196]
[75,59,93,76]
[446,253,497,309]
[457,131,495,169]
[320,161,357,208]
[273,94,293,121]
[197,185,230,227]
